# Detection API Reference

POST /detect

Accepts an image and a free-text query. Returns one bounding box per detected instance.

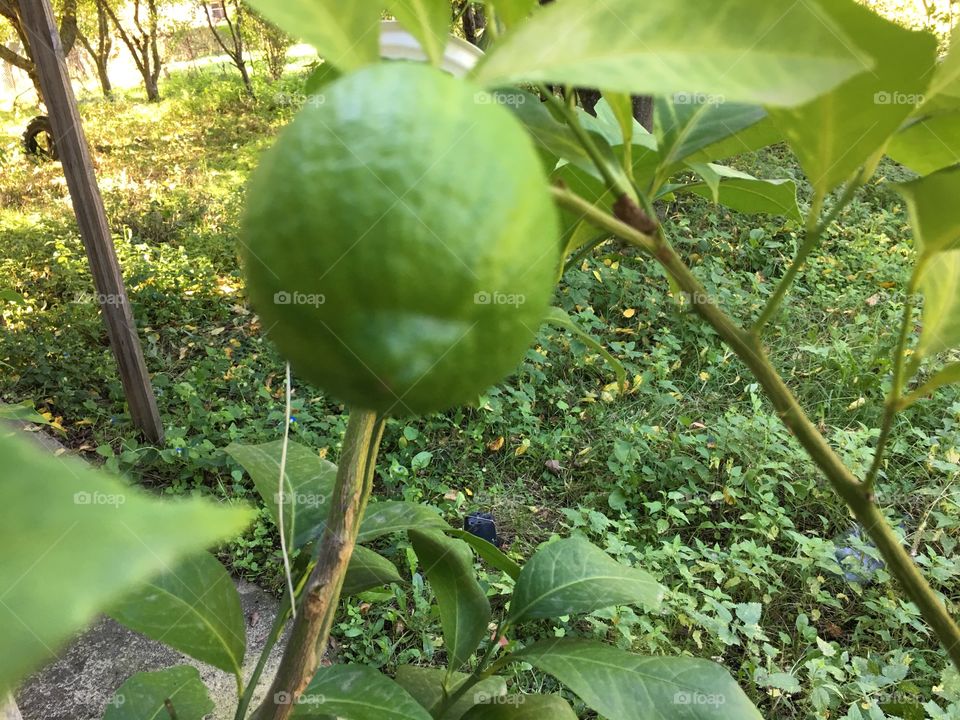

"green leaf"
[394,666,507,720]
[103,666,214,720]
[460,695,578,719]
[304,62,341,95]
[494,88,575,172]
[293,664,432,720]
[767,0,937,194]
[358,500,449,542]
[447,528,522,579]
[601,92,635,150]
[472,0,869,107]
[0,432,252,694]
[487,0,537,29]
[109,552,246,677]
[409,530,490,672]
[344,545,404,595]
[901,362,960,409]
[517,639,763,720]
[245,0,381,71]
[683,114,781,165]
[655,96,767,176]
[551,164,616,248]
[679,164,801,221]
[387,0,450,66]
[495,89,629,186]
[896,166,960,257]
[916,250,960,360]
[920,30,960,113]
[687,162,722,203]
[226,440,336,550]
[544,307,626,393]
[0,400,48,424]
[508,536,664,623]
[888,113,960,176]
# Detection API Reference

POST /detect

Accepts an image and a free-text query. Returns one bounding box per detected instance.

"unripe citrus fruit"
[241,63,559,416]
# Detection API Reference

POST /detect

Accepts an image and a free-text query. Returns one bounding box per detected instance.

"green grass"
[2,67,959,718]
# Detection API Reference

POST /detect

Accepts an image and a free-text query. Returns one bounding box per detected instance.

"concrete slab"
[16,578,288,720]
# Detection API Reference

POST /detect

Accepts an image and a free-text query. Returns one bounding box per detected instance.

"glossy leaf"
[0,432,252,694]
[683,114,781,165]
[409,530,490,671]
[294,664,432,720]
[226,439,336,550]
[508,536,664,622]
[460,695,578,719]
[768,0,937,193]
[109,552,246,676]
[447,528,522,579]
[687,162,722,203]
[394,666,507,720]
[916,250,960,360]
[601,93,635,149]
[246,0,381,71]
[103,666,214,720]
[343,545,404,595]
[896,166,960,257]
[472,0,868,107]
[655,96,767,176]
[495,88,588,173]
[518,639,762,720]
[358,500,449,542]
[679,164,801,221]
[388,0,450,66]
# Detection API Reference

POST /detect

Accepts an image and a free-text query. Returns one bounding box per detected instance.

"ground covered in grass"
[2,67,959,719]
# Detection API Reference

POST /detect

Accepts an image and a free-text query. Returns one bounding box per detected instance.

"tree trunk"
[143,71,158,102]
[633,95,654,132]
[77,3,113,101]
[462,4,485,46]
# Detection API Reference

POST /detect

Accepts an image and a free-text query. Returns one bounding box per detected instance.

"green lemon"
[241,63,559,416]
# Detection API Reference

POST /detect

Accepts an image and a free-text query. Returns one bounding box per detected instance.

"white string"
[277,361,297,618]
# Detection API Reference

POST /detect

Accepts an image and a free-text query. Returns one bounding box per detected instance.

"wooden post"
[20,0,164,443]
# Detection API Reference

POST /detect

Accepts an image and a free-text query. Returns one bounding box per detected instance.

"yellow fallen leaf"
[487,436,505,452]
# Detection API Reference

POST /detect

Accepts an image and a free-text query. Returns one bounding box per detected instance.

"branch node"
[613,194,658,236]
